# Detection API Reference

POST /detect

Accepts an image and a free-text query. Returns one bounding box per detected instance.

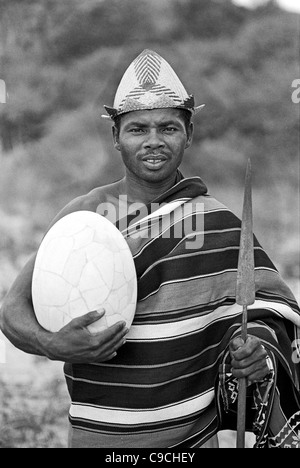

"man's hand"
[229,335,271,385]
[44,309,129,364]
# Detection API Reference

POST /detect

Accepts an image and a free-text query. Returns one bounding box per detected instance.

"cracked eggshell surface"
[32,211,137,333]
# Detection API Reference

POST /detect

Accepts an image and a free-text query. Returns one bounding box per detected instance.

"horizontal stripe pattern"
[69,390,215,426]
[69,408,218,448]
[66,174,300,448]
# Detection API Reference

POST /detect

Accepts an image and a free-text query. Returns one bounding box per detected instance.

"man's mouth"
[141,155,168,169]
[145,158,164,163]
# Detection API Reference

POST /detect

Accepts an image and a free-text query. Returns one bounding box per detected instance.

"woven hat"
[102,49,205,120]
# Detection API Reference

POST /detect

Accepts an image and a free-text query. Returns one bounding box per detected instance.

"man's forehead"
[120,108,185,125]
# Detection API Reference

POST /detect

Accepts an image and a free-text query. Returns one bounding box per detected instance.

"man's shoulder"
[68,186,111,211]
[192,194,238,216]
[188,194,241,231]
[49,180,122,227]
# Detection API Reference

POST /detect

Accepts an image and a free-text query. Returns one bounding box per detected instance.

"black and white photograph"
[0,0,299,450]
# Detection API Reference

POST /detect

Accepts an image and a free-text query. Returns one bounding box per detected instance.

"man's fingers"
[247,368,269,385]
[54,309,130,363]
[72,310,128,342]
[102,325,128,350]
[230,335,271,382]
[232,357,268,378]
[88,322,129,358]
[230,335,266,361]
[73,309,106,328]
[91,320,128,344]
[106,352,118,361]
[231,345,268,369]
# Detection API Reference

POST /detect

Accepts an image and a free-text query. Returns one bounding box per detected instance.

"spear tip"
[236,159,255,306]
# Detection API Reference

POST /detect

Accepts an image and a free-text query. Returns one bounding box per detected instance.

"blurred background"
[0,0,299,448]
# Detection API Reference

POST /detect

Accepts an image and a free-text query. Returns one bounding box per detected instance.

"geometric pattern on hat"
[103,49,205,119]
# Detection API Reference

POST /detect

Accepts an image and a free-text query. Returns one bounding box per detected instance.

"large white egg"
[32,211,137,333]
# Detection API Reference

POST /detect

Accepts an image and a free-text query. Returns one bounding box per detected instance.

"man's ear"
[185,122,194,149]
[112,126,121,151]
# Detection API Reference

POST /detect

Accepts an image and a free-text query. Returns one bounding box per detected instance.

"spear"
[235,158,255,448]
[0,79,6,104]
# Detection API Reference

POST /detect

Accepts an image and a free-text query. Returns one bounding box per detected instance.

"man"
[1,49,300,448]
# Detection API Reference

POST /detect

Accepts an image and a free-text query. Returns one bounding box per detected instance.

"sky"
[233,0,300,12]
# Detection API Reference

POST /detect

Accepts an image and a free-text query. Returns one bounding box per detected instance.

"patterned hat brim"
[101,103,205,120]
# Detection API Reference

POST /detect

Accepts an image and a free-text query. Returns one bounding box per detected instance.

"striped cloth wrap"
[65,172,300,448]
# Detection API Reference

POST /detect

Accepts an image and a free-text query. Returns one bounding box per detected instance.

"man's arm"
[0,255,50,355]
[0,254,129,363]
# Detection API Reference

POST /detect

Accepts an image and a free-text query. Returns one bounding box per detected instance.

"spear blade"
[0,79,6,104]
[236,158,255,449]
[236,158,255,308]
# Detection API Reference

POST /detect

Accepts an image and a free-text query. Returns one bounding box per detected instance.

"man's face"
[112,108,193,184]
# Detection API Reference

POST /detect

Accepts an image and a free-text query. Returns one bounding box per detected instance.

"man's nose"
[143,129,165,148]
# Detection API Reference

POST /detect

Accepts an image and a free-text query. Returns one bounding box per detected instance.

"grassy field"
[0,333,69,448]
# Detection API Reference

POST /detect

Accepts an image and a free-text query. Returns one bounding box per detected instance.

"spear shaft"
[236,159,255,448]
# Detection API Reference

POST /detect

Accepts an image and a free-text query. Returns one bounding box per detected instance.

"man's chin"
[140,169,177,184]
[141,159,168,171]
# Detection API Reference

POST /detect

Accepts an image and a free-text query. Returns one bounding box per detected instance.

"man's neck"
[120,172,178,205]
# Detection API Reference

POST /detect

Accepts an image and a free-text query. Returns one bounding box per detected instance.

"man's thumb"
[230,336,244,352]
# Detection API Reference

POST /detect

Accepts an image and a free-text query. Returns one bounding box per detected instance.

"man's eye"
[129,128,144,133]
[163,127,177,133]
